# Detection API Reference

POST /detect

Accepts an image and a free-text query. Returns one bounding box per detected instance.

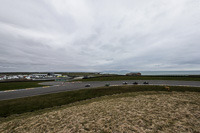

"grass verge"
[76,75,200,81]
[0,81,46,91]
[0,85,200,118]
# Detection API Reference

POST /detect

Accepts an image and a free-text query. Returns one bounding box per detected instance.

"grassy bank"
[0,81,46,91]
[77,75,200,81]
[1,92,199,132]
[0,85,200,118]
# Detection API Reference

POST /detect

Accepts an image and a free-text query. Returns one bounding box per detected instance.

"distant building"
[32,74,48,77]
[54,74,62,77]
[73,76,84,80]
[126,72,141,76]
[47,72,54,76]
[25,76,31,80]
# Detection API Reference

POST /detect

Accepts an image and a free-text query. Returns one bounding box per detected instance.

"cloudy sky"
[0,0,200,72]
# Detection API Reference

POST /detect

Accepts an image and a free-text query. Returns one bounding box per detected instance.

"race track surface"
[1,80,200,101]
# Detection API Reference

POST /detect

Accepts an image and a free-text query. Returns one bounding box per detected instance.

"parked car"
[105,83,110,87]
[123,82,128,85]
[143,81,149,84]
[85,84,91,87]
[133,82,138,85]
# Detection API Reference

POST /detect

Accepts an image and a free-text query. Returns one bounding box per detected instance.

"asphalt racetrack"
[1,80,200,101]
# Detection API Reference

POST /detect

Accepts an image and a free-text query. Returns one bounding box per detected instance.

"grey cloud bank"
[0,0,200,72]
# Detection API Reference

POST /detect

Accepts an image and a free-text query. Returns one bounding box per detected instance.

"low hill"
[0,91,199,132]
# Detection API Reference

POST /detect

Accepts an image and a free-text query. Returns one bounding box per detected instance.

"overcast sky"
[0,0,200,72]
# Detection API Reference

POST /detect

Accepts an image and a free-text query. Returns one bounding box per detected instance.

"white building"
[54,74,62,77]
[32,74,48,77]
[25,76,31,79]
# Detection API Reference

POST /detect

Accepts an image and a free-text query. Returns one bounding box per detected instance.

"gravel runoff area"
[0,92,200,133]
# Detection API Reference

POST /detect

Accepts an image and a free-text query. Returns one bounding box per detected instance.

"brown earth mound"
[0,92,200,133]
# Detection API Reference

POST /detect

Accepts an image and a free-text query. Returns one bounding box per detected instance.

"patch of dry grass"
[0,92,200,133]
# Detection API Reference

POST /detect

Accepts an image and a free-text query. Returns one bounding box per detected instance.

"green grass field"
[0,82,45,91]
[77,75,200,81]
[0,85,200,118]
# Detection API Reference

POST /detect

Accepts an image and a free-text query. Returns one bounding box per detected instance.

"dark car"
[105,83,110,87]
[133,82,138,85]
[143,81,149,84]
[123,82,128,85]
[85,84,91,87]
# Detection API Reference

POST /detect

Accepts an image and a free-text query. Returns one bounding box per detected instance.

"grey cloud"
[0,0,200,72]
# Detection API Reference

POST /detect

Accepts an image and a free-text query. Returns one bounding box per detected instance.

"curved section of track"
[1,80,200,101]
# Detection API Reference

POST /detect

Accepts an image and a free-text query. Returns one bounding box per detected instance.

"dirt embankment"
[0,92,200,133]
